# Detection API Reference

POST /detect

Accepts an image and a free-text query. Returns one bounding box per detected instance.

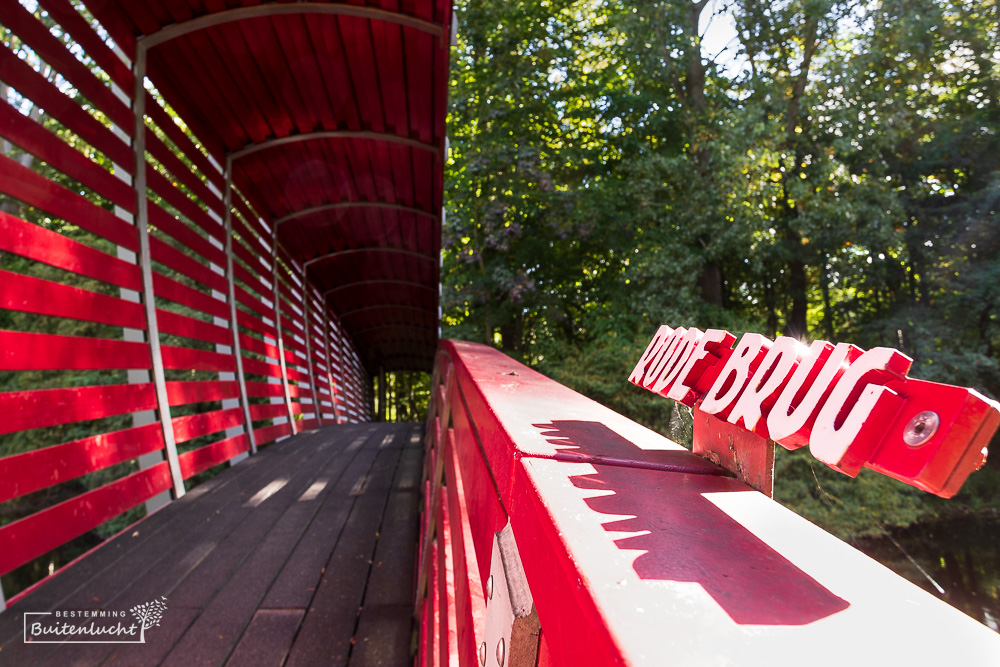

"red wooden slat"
[233,234,272,281]
[166,380,240,406]
[36,0,134,91]
[236,308,277,339]
[145,127,224,212]
[242,357,283,379]
[148,201,226,267]
[0,0,132,130]
[0,330,150,370]
[150,235,228,293]
[244,381,285,398]
[144,91,225,192]
[171,407,243,443]
[286,367,310,384]
[0,99,135,211]
[0,463,172,576]
[249,402,288,421]
[232,214,273,269]
[254,421,292,446]
[146,166,224,241]
[0,268,145,329]
[153,271,229,320]
[178,434,249,479]
[0,423,163,504]
[277,269,304,306]
[157,308,232,347]
[231,188,272,241]
[233,261,274,302]
[238,332,281,359]
[0,156,138,250]
[0,382,156,436]
[280,309,306,341]
[234,284,272,320]
[83,0,136,55]
[161,345,237,372]
[0,45,133,169]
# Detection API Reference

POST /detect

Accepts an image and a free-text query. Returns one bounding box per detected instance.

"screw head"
[480,641,487,666]
[496,637,506,666]
[486,575,494,601]
[903,411,940,446]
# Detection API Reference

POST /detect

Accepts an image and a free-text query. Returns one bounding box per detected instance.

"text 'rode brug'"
[630,325,1000,497]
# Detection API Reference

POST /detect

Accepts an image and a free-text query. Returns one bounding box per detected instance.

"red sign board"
[630,325,1000,497]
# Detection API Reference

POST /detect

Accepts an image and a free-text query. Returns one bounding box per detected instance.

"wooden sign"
[630,325,1000,497]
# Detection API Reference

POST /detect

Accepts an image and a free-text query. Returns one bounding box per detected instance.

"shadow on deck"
[0,423,423,666]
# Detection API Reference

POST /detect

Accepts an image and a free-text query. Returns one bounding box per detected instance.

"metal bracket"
[481,522,540,667]
[692,407,774,496]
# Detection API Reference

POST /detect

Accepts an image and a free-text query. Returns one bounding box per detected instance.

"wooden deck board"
[0,423,423,667]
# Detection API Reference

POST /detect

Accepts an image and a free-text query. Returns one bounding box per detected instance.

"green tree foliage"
[443,0,1000,538]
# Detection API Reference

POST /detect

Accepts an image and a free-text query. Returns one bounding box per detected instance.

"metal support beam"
[324,312,342,424]
[224,157,258,454]
[304,247,436,270]
[229,130,439,163]
[339,303,438,321]
[350,323,439,339]
[275,201,437,226]
[303,273,321,426]
[272,231,298,435]
[339,323,350,422]
[133,47,185,499]
[138,2,445,51]
[324,279,437,297]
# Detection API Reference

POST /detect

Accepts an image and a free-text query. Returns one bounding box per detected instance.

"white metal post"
[324,313,341,424]
[302,274,321,426]
[133,45,185,498]
[272,228,298,434]
[224,158,258,454]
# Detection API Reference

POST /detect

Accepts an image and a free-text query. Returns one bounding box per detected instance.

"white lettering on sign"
[810,347,911,471]
[727,336,802,437]
[651,327,701,395]
[700,334,770,419]
[765,341,845,447]
[628,323,1000,497]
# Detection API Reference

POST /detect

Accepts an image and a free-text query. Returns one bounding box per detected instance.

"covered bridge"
[0,1,998,665]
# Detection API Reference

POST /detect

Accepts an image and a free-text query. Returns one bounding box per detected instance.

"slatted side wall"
[143,86,252,486]
[326,308,351,423]
[275,246,308,430]
[0,2,168,597]
[228,186,294,449]
[0,2,374,607]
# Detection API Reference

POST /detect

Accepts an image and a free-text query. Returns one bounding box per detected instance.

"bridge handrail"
[416,339,1000,666]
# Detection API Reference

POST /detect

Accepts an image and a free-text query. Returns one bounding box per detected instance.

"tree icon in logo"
[130,597,168,643]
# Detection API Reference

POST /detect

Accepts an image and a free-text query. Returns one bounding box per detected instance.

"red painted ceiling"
[93,0,450,373]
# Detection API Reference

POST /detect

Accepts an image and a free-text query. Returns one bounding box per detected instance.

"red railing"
[417,340,1000,665]
[0,3,371,610]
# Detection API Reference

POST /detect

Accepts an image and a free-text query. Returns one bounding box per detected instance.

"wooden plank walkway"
[0,422,423,666]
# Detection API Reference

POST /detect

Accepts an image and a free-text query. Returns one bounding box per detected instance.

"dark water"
[852,514,1000,633]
